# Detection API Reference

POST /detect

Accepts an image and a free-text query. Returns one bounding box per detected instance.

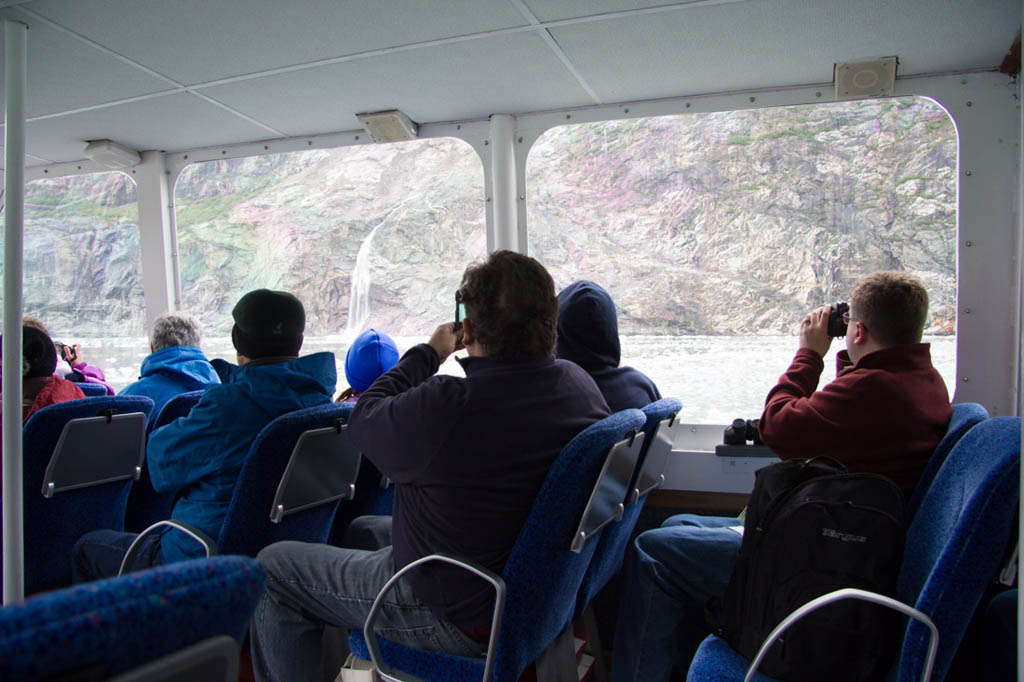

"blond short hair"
[850,271,929,346]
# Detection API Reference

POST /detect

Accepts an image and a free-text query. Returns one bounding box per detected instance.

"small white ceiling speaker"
[834,57,897,100]
[82,139,141,169]
[356,110,419,143]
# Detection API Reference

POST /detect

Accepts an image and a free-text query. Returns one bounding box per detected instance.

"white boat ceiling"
[0,0,1017,169]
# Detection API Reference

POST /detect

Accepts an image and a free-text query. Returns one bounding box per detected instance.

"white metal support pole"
[489,114,520,253]
[135,151,178,327]
[1018,11,1024,682]
[3,19,28,605]
[1018,7,1024,682]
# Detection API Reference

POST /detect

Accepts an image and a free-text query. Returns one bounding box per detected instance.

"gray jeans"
[250,516,484,682]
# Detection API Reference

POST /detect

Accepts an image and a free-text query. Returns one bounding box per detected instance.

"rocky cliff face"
[529,97,956,335]
[14,96,955,339]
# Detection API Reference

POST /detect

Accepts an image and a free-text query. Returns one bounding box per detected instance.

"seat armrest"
[744,587,939,682]
[118,520,218,576]
[363,553,506,682]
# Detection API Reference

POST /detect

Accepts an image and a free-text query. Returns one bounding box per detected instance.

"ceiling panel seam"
[0,0,39,9]
[186,0,751,92]
[537,0,752,29]
[508,0,602,105]
[13,6,182,89]
[186,91,286,137]
[183,24,539,91]
[12,6,285,135]
[25,88,186,122]
[12,0,763,124]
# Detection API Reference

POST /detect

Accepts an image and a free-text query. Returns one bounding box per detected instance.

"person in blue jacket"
[119,312,220,424]
[72,289,336,580]
[556,280,661,411]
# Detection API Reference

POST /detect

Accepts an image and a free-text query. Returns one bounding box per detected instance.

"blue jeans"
[611,514,742,682]
[250,517,485,682]
[72,529,164,583]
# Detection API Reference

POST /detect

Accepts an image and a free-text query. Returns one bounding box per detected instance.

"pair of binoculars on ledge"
[724,418,762,446]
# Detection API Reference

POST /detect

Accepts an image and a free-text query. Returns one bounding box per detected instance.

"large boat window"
[174,138,486,379]
[527,98,957,424]
[2,172,145,385]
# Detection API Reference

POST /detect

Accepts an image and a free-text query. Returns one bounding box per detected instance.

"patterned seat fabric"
[125,390,205,532]
[904,401,988,520]
[75,382,109,397]
[350,408,648,682]
[688,416,1019,682]
[6,395,155,594]
[0,555,266,682]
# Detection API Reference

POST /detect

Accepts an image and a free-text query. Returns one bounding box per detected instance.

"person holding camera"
[21,316,115,395]
[610,271,951,682]
[6,325,86,423]
[249,251,610,682]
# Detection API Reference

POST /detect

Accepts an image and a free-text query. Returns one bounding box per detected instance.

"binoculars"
[724,418,762,446]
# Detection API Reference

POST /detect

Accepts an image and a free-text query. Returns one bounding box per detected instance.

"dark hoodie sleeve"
[348,344,468,483]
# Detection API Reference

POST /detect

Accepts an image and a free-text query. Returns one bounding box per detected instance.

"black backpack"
[710,457,906,682]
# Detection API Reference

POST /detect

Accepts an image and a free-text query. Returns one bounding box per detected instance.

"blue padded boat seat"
[75,382,109,397]
[905,401,988,520]
[572,398,682,682]
[269,419,362,522]
[631,403,684,502]
[0,556,265,682]
[574,398,682,618]
[41,409,146,497]
[687,416,1020,682]
[214,401,357,556]
[349,408,648,682]
[570,429,646,553]
[2,395,154,595]
[108,635,239,682]
[125,390,204,532]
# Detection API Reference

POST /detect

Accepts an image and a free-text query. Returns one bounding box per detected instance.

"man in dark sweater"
[251,251,610,682]
[611,271,951,682]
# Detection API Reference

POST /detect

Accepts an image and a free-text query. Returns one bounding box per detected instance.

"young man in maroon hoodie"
[611,271,951,682]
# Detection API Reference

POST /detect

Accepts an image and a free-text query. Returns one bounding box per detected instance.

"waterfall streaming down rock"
[342,223,383,342]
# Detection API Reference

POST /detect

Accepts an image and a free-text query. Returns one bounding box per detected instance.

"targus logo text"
[822,528,867,543]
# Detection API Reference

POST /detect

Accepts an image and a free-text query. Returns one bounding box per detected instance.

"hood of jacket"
[211,351,337,408]
[556,280,620,371]
[139,345,221,389]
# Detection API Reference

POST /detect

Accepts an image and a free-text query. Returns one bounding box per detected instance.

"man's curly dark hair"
[458,250,558,361]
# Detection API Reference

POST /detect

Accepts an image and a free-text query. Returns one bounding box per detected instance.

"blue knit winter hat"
[345,329,399,392]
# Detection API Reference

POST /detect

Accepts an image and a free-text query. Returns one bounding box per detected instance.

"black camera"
[723,418,762,446]
[827,301,849,338]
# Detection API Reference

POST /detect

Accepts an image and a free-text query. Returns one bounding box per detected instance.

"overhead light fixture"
[356,110,419,143]
[82,139,141,169]
[834,57,897,100]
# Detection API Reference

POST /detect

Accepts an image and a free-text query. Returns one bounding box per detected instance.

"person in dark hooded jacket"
[119,312,220,424]
[556,280,661,411]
